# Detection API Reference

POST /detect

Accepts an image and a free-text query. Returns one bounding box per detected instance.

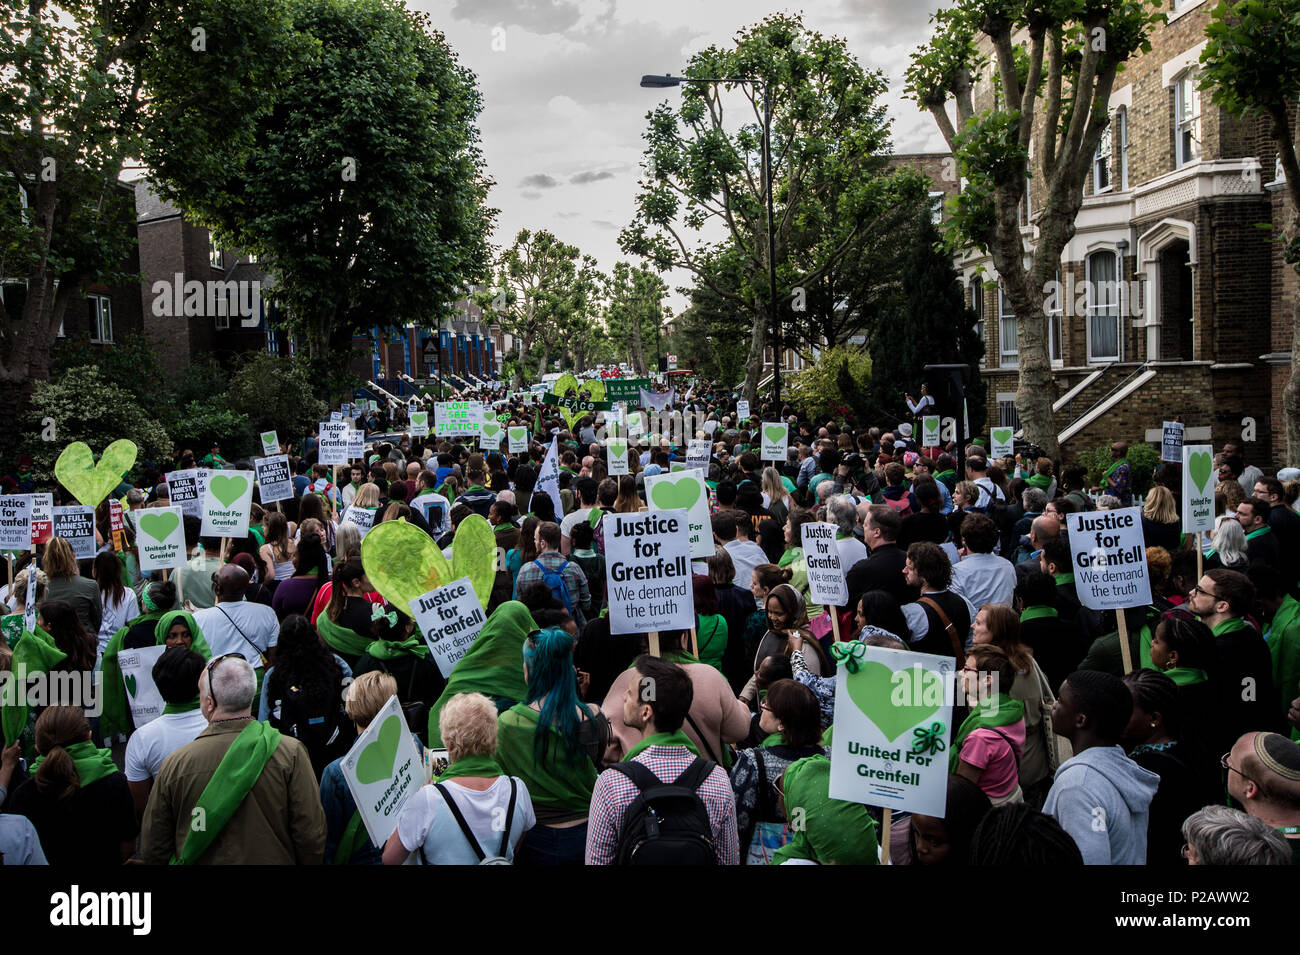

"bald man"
[1226,731,1300,864]
[193,564,281,673]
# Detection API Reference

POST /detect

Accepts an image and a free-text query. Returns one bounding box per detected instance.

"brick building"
[908,0,1290,466]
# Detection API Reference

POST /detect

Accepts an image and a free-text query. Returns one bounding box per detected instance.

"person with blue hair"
[494,626,609,865]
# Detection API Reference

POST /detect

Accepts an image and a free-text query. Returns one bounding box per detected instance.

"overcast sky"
[416,0,955,311]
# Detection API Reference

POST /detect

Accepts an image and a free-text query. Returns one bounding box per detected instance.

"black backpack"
[610,757,718,865]
[271,681,354,778]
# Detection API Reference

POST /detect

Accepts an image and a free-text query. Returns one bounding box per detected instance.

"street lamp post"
[640,73,779,409]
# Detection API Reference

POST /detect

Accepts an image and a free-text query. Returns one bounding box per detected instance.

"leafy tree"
[52,333,168,409]
[907,0,1164,459]
[20,366,172,483]
[604,262,667,375]
[1199,0,1300,464]
[786,345,873,423]
[621,13,900,406]
[168,396,254,458]
[226,352,328,441]
[1079,441,1159,495]
[670,244,755,386]
[144,0,495,375]
[867,215,987,429]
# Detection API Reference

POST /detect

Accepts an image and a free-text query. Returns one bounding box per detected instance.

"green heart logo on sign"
[481,422,501,441]
[508,427,526,444]
[209,475,248,508]
[847,661,943,742]
[608,440,626,458]
[124,674,137,698]
[1187,450,1213,493]
[991,428,1012,447]
[551,373,607,431]
[139,512,179,543]
[651,475,701,511]
[361,515,497,613]
[355,714,401,785]
[411,412,427,428]
[54,439,138,507]
[763,425,785,445]
[925,419,939,435]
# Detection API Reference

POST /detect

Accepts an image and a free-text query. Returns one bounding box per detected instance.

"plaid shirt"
[585,745,739,865]
[514,550,591,628]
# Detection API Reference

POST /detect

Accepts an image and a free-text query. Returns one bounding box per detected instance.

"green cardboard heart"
[208,475,248,509]
[139,512,179,543]
[991,428,1012,447]
[361,515,497,613]
[847,661,943,742]
[924,418,939,434]
[355,714,401,785]
[54,439,138,507]
[481,422,501,441]
[763,424,785,445]
[650,475,701,511]
[1188,450,1213,493]
[124,674,137,698]
[551,374,607,431]
[508,427,526,444]
[450,514,498,609]
[608,440,627,458]
[410,412,428,427]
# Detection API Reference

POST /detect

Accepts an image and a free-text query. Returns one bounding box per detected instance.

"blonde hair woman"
[1141,485,1183,552]
[321,671,399,864]
[762,466,792,526]
[352,482,380,510]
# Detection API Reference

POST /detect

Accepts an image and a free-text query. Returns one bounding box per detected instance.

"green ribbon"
[623,729,699,762]
[1018,606,1058,623]
[830,641,866,673]
[365,636,429,661]
[436,753,502,781]
[911,722,947,757]
[163,699,202,715]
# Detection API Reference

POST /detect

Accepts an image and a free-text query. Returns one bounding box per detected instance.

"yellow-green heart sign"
[847,661,944,742]
[355,714,401,785]
[360,515,498,614]
[650,475,702,511]
[54,439,138,507]
[550,373,607,431]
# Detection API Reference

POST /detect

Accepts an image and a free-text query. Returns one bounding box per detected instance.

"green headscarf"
[426,601,536,746]
[495,704,596,813]
[770,755,879,866]
[1,624,65,750]
[153,610,213,659]
[30,739,118,789]
[316,612,371,659]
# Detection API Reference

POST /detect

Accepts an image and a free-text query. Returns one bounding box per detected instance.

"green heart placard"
[650,475,701,511]
[355,714,401,785]
[481,422,501,443]
[411,412,428,428]
[361,515,497,613]
[924,418,939,435]
[763,424,785,445]
[209,475,248,508]
[551,373,607,431]
[846,661,943,742]
[124,674,137,699]
[607,439,627,458]
[139,512,179,543]
[1187,450,1213,493]
[54,439,138,506]
[991,427,1013,447]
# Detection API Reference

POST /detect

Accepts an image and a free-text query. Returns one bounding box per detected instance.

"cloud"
[570,170,615,184]
[591,219,617,229]
[520,190,542,200]
[519,173,560,189]
[448,0,583,33]
[556,211,581,218]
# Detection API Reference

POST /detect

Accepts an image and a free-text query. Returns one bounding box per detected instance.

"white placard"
[828,645,954,817]
[409,577,486,678]
[330,411,343,423]
[507,426,528,453]
[434,401,484,437]
[989,426,1014,459]
[30,492,52,547]
[341,506,376,538]
[479,419,504,451]
[408,410,430,437]
[347,429,365,462]
[686,439,711,472]
[23,568,36,635]
[1161,421,1185,464]
[760,422,787,462]
[260,431,279,457]
[318,422,351,466]
[604,510,695,635]
[200,470,255,538]
[254,455,294,505]
[535,437,563,521]
[644,468,712,559]
[136,506,187,573]
[1181,444,1216,535]
[51,505,95,559]
[118,645,167,729]
[0,495,32,552]
[801,522,848,606]
[606,437,630,476]
[1066,507,1151,611]
[627,412,646,437]
[921,415,941,448]
[340,694,425,847]
[736,400,750,422]
[165,468,210,520]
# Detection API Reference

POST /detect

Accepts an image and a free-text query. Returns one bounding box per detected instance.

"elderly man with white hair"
[140,654,326,865]
[827,494,868,575]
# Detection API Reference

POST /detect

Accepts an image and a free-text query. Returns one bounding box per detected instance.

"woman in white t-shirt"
[93,552,139,656]
[383,692,534,865]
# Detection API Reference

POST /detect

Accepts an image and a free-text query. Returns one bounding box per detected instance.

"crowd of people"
[1,381,1298,867]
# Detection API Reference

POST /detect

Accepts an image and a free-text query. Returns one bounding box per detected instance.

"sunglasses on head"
[205,653,243,709]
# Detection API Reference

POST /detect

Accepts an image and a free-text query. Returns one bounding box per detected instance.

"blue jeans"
[514,821,587,865]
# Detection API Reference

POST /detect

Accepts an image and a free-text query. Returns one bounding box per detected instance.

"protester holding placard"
[260,615,355,778]
[43,536,102,637]
[124,648,209,816]
[8,706,137,865]
[495,627,605,866]
[354,603,444,744]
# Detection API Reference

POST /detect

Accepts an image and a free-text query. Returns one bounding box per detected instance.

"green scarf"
[1,625,66,748]
[334,810,368,865]
[761,732,784,748]
[154,610,214,659]
[934,469,955,482]
[1018,606,1058,623]
[771,755,879,865]
[1026,473,1052,490]
[173,720,282,865]
[1053,572,1075,587]
[435,753,502,782]
[950,693,1025,772]
[1267,595,1300,725]
[778,547,802,569]
[1213,617,1248,638]
[427,601,535,746]
[1103,457,1128,482]
[1245,526,1272,541]
[29,740,118,788]
[663,649,702,666]
[163,699,202,714]
[495,704,596,813]
[1161,667,1208,686]
[623,729,699,763]
[98,611,165,739]
[365,636,429,661]
[1138,623,1155,670]
[696,615,726,670]
[317,612,372,658]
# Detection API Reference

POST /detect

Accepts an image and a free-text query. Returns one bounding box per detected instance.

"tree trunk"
[1287,284,1300,468]
[742,302,766,406]
[628,309,645,376]
[536,341,550,381]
